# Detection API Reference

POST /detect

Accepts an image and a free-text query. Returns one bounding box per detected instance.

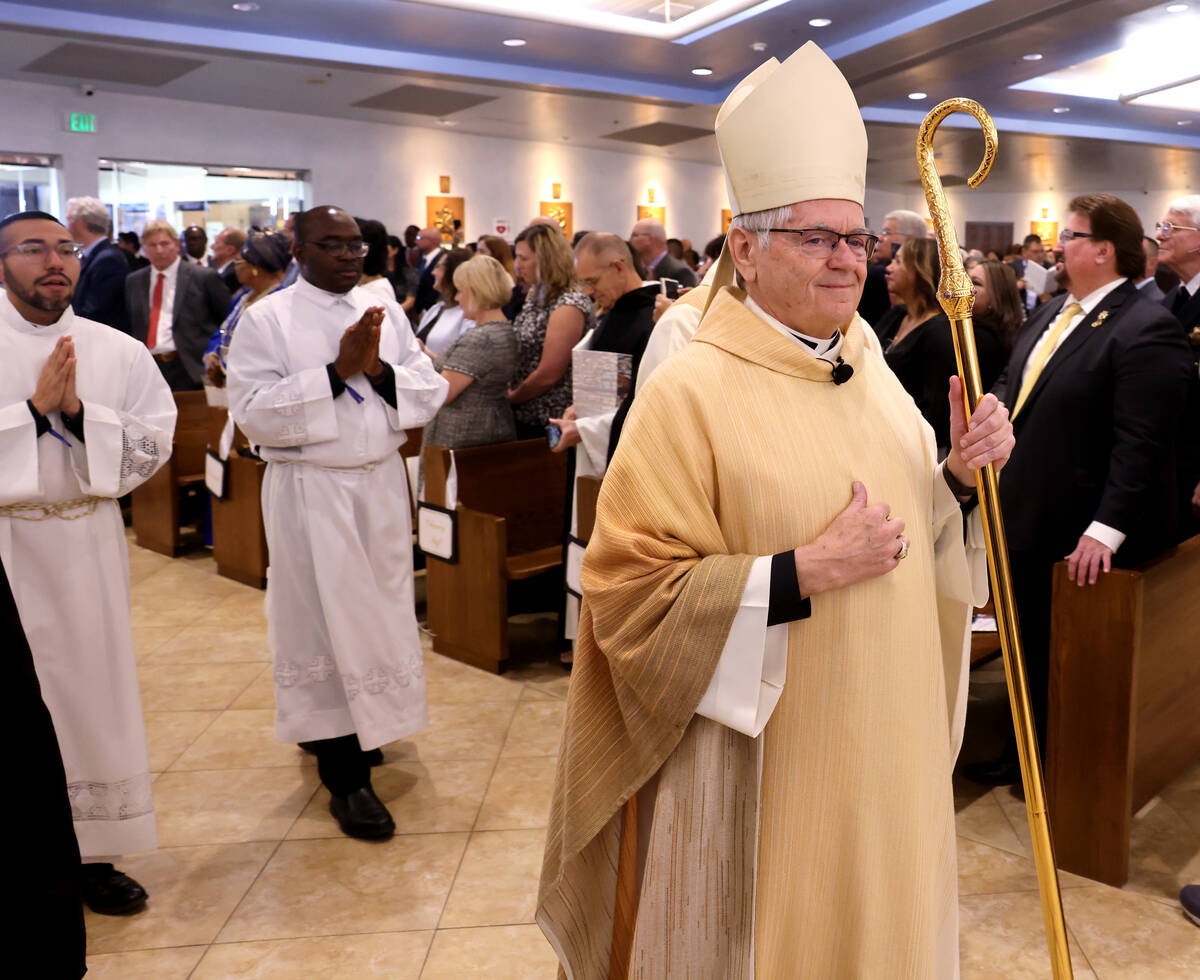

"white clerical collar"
[0,288,76,336]
[1185,270,1200,297]
[294,274,359,309]
[744,294,844,361]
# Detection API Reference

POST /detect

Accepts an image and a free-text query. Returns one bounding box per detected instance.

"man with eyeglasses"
[966,193,1194,789]
[1156,196,1200,533]
[126,219,232,390]
[0,210,176,917]
[539,44,1013,978]
[227,206,447,840]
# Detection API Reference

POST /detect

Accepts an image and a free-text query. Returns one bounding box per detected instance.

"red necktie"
[147,272,164,349]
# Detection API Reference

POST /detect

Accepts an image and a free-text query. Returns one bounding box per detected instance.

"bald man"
[412,226,447,315]
[629,217,697,287]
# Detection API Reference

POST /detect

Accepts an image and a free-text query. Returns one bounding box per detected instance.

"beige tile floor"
[84,536,1200,978]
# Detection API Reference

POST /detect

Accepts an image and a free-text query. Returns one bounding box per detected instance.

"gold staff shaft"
[916,99,1073,979]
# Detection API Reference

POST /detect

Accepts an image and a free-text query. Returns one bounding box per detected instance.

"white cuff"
[1084,521,1125,554]
[696,555,788,737]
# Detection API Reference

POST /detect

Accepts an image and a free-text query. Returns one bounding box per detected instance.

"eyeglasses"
[1155,221,1199,238]
[303,239,370,258]
[1057,229,1093,243]
[767,228,878,260]
[0,241,84,260]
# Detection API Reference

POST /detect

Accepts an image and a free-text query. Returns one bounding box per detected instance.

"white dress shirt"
[1183,269,1200,299]
[1020,276,1128,553]
[147,257,181,355]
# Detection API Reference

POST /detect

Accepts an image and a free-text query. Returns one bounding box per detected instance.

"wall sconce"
[552,182,562,200]
[647,188,656,204]
[439,175,451,194]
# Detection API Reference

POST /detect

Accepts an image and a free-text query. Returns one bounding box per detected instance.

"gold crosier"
[916,99,1074,979]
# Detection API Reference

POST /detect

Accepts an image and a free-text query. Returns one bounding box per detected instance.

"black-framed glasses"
[303,239,369,258]
[1155,221,1199,238]
[1057,229,1093,243]
[767,228,878,260]
[0,240,84,260]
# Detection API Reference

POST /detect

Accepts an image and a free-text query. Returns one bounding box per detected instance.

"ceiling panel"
[352,83,497,115]
[604,121,714,145]
[20,40,204,86]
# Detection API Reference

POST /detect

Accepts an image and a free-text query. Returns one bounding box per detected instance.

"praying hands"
[31,335,80,417]
[333,306,385,380]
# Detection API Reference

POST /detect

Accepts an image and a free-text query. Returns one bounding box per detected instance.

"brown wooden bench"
[131,390,209,557]
[422,439,568,673]
[208,409,269,589]
[1047,534,1200,885]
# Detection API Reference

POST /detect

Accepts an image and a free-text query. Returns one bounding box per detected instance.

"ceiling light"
[438,119,458,126]
[231,2,260,10]
[502,38,526,47]
[750,41,767,52]
[808,18,832,27]
[907,91,927,100]
[1052,106,1070,113]
[1023,53,1043,61]
[1166,3,1189,12]
[691,66,713,76]
[1179,119,1194,125]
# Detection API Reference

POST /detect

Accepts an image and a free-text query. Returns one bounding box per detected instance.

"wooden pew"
[131,390,209,557]
[208,409,270,589]
[422,439,568,673]
[1046,534,1200,885]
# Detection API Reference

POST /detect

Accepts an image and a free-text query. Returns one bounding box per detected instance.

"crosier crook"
[917,99,1074,980]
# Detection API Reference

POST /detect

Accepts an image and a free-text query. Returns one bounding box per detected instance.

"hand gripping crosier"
[917,99,1074,980]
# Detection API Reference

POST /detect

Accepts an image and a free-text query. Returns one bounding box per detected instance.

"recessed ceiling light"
[750,41,767,52]
[691,66,714,76]
[231,2,260,10]
[1052,106,1071,113]
[438,119,458,127]
[502,38,526,47]
[808,18,832,27]
[1166,3,1189,12]
[1023,53,1043,61]
[1179,119,1194,125]
[907,91,927,100]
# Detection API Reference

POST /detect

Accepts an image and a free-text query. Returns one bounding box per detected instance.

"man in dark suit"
[967,193,1193,786]
[66,196,130,334]
[1135,236,1166,303]
[629,218,697,287]
[126,219,232,390]
[411,226,446,317]
[1156,195,1200,533]
[211,227,246,293]
[117,231,150,271]
[1009,233,1051,313]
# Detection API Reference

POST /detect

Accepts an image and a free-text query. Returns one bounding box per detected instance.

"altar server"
[537,44,1015,978]
[0,210,175,915]
[228,206,448,839]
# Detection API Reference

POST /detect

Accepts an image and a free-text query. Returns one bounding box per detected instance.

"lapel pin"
[1091,310,1109,328]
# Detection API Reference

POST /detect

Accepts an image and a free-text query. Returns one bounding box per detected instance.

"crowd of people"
[3,92,1200,969]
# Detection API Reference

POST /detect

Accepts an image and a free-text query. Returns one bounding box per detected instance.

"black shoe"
[81,863,148,915]
[962,757,1021,787]
[299,740,318,755]
[1181,885,1200,927]
[329,786,395,839]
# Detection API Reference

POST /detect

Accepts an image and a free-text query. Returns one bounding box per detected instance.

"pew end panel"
[1047,534,1200,886]
[132,391,211,557]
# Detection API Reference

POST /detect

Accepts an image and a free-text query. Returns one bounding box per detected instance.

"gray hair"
[884,209,928,239]
[1167,195,1200,227]
[730,204,794,250]
[66,196,110,235]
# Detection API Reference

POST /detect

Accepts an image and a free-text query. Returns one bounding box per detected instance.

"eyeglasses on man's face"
[0,240,84,261]
[304,239,370,258]
[767,228,878,261]
[1155,221,1200,239]
[1057,229,1094,244]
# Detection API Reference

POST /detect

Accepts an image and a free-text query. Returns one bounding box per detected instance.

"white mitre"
[717,40,867,216]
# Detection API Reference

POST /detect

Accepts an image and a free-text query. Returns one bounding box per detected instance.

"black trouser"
[311,734,372,797]
[155,354,202,391]
[1004,552,1056,759]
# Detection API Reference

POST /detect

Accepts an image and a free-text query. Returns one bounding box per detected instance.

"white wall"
[0,78,729,247]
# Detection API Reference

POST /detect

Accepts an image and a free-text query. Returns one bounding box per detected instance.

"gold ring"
[896,538,909,560]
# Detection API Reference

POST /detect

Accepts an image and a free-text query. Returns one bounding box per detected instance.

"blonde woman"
[507,222,595,438]
[424,255,518,449]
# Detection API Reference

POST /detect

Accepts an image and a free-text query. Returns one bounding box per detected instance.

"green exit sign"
[65,112,96,133]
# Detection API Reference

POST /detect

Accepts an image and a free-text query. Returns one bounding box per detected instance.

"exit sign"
[64,112,96,133]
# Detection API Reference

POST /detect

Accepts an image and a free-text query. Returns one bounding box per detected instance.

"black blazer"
[648,252,697,288]
[126,261,233,386]
[74,240,131,334]
[994,281,1194,564]
[1163,282,1200,340]
[412,248,445,316]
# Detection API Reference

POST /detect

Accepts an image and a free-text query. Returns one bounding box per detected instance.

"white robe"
[0,299,175,857]
[227,277,449,750]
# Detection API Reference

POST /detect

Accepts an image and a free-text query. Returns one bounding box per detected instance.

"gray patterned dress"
[424,320,518,448]
[511,286,596,430]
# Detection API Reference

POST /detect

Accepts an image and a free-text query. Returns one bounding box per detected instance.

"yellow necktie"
[1011,301,1082,418]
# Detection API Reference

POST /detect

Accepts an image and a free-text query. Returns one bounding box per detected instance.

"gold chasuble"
[537,287,980,979]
